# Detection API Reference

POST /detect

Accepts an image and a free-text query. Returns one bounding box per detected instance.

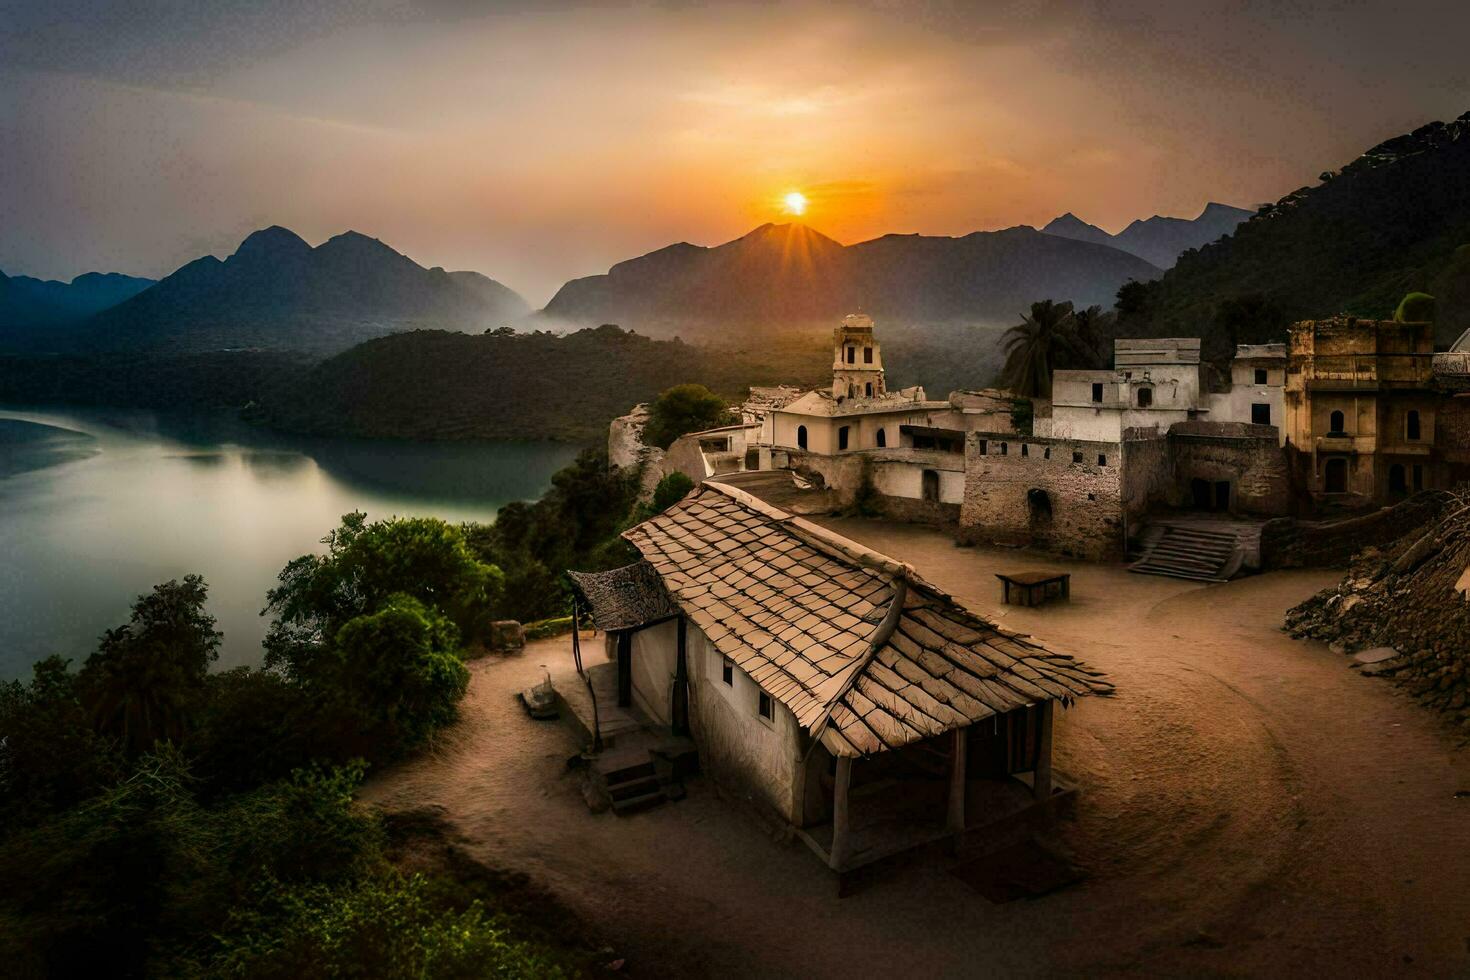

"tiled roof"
[619,482,1111,757]
[566,563,680,632]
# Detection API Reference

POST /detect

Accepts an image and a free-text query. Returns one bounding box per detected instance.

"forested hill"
[260,326,833,443]
[1128,111,1470,350]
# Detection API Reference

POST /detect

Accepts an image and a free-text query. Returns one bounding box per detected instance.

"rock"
[1354,646,1400,665]
[489,619,527,652]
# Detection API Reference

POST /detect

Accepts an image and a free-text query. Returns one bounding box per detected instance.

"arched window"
[796,425,807,450]
[1136,386,1153,408]
[875,428,886,448]
[1407,410,1421,441]
[863,347,873,364]
[1329,410,1345,434]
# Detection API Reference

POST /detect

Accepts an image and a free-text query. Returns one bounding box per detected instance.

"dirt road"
[365,518,1470,976]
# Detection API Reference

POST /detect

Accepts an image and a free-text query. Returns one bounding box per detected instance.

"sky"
[3,1,1470,305]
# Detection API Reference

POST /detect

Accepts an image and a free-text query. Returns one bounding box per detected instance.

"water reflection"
[0,407,580,678]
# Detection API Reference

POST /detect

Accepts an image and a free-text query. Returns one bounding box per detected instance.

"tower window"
[846,346,855,364]
[864,346,873,364]
[1254,368,1268,385]
[1329,410,1345,435]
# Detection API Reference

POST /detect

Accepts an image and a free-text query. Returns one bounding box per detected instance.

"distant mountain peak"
[233,225,312,263]
[1042,203,1251,269]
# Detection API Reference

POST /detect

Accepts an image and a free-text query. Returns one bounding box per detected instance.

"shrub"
[642,383,733,449]
[1394,291,1435,323]
[650,471,695,514]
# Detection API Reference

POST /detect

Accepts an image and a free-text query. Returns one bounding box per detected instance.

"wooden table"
[996,571,1071,607]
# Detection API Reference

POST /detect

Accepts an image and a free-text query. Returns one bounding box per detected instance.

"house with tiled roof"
[567,479,1111,873]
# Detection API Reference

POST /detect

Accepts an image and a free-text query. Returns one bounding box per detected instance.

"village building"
[1039,338,1209,441]
[1283,316,1441,504]
[566,481,1112,875]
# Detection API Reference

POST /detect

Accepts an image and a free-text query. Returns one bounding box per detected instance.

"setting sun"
[782,191,808,216]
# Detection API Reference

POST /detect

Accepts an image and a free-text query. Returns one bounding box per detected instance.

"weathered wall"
[1260,489,1454,568]
[629,618,679,726]
[1167,422,1290,516]
[959,431,1126,560]
[685,625,802,824]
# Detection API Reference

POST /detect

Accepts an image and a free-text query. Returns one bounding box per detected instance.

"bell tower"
[832,313,886,400]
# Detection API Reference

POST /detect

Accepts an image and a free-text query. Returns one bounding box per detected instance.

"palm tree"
[1000,300,1081,398]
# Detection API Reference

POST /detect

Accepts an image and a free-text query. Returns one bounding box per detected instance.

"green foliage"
[327,596,469,756]
[650,471,695,514]
[1394,291,1436,322]
[642,383,733,449]
[1009,397,1034,437]
[524,616,574,640]
[77,575,221,753]
[999,300,1099,398]
[0,656,124,829]
[210,870,567,979]
[189,667,318,798]
[467,449,641,623]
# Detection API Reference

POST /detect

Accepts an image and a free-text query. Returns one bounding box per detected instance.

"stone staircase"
[1129,524,1245,583]
[588,738,698,815]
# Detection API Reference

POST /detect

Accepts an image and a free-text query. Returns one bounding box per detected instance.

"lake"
[0,407,580,680]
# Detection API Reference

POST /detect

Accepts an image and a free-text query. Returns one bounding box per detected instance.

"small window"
[978,439,988,455]
[863,346,873,364]
[1087,492,1096,500]
[1254,368,1268,385]
[722,658,733,686]
[846,346,855,364]
[758,691,774,721]
[1091,382,1103,403]
[1251,403,1271,425]
[1043,446,1051,460]
[1329,410,1345,435]
[1097,454,1107,466]
[1072,450,1084,464]
[1021,443,1029,457]
[796,425,807,450]
[838,426,850,450]
[1407,410,1421,441]
[865,382,873,398]
[999,442,1008,456]
[875,427,886,448]
[1136,387,1153,408]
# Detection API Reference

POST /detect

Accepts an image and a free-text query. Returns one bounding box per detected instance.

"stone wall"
[1260,489,1454,568]
[608,404,664,501]
[1166,421,1290,516]
[959,431,1126,560]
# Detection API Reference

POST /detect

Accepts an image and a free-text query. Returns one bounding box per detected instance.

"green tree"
[642,383,733,449]
[77,575,221,754]
[1000,300,1084,398]
[649,472,695,514]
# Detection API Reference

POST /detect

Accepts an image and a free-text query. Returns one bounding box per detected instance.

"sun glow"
[782,191,808,215]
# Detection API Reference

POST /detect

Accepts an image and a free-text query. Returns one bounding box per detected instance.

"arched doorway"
[1324,457,1348,494]
[1027,488,1053,529]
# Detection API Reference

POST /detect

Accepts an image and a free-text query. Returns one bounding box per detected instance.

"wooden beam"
[947,727,967,834]
[616,631,632,708]
[1034,701,1054,801]
[672,615,690,736]
[830,755,853,871]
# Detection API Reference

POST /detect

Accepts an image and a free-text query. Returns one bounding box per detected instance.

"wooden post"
[947,727,967,834]
[830,755,853,871]
[1034,701,1054,802]
[616,631,632,708]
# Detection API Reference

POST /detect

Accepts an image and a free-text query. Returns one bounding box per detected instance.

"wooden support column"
[829,755,853,871]
[1034,701,1054,801]
[947,727,967,834]
[616,632,632,708]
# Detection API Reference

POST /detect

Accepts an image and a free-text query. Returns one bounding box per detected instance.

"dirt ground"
[363,517,1470,977]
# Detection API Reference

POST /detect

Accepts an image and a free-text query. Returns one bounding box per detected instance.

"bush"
[1394,291,1436,323]
[650,471,695,514]
[642,383,732,449]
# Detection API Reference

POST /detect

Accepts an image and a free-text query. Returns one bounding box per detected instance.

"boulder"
[489,619,527,652]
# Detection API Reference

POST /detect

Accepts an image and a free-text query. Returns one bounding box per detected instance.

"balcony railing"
[1295,353,1434,389]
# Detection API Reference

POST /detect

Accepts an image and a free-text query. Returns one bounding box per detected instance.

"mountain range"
[542,222,1161,338]
[0,269,155,331]
[1042,202,1253,268]
[0,227,529,354]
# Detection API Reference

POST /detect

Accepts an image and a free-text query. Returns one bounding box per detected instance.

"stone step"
[610,788,671,814]
[1130,563,1228,583]
[607,773,664,802]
